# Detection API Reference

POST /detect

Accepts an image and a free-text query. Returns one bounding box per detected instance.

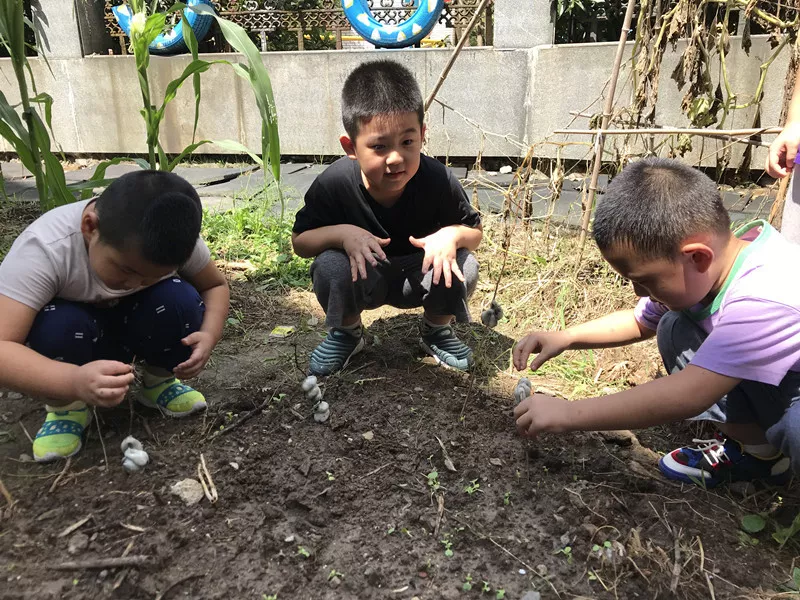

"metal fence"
[104,0,493,54]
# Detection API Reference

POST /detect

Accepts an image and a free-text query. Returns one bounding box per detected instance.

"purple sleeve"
[692,298,800,386]
[633,296,669,331]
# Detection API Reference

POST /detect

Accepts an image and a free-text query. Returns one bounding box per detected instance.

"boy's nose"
[386,151,403,166]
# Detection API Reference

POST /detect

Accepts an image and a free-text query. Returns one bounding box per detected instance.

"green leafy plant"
[0,2,95,211]
[441,536,454,558]
[426,470,440,493]
[503,491,511,506]
[462,573,473,592]
[554,545,573,564]
[297,546,310,558]
[328,569,344,580]
[495,590,506,600]
[464,479,482,495]
[741,513,766,534]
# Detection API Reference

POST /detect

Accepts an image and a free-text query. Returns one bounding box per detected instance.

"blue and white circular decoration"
[342,0,445,49]
[112,0,216,55]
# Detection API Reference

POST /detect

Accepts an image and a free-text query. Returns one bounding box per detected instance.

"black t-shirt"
[292,155,481,256]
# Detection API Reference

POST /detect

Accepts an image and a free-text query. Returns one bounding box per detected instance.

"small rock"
[521,592,541,600]
[18,454,33,463]
[298,457,311,477]
[499,165,513,174]
[560,533,571,546]
[489,458,503,467]
[414,387,423,392]
[301,376,318,392]
[328,576,341,588]
[536,564,548,576]
[362,431,374,441]
[7,392,23,400]
[284,534,295,543]
[68,532,89,555]
[170,478,204,506]
[229,462,239,470]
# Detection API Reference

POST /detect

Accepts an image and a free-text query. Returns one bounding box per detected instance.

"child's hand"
[513,393,571,438]
[409,229,461,287]
[341,226,391,282]
[767,122,800,178]
[174,331,216,379]
[72,360,134,407]
[513,331,572,371]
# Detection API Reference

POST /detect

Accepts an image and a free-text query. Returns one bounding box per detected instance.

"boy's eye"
[371,145,385,151]
[403,139,414,145]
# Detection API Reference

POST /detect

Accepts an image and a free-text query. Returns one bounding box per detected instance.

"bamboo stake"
[554,126,781,137]
[577,0,638,259]
[424,0,493,112]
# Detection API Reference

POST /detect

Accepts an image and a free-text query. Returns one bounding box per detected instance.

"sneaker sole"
[310,336,366,376]
[34,412,93,464]
[136,394,207,418]
[658,454,717,487]
[418,338,473,372]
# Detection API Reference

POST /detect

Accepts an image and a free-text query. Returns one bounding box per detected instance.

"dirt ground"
[2,280,800,600]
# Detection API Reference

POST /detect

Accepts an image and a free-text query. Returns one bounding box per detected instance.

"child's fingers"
[95,386,128,407]
[786,141,800,171]
[431,255,443,285]
[408,236,425,249]
[97,373,135,389]
[421,253,433,275]
[95,360,133,376]
[355,253,368,280]
[767,142,788,178]
[349,255,358,282]
[441,259,453,288]
[370,238,388,261]
[450,260,465,283]
[362,246,378,268]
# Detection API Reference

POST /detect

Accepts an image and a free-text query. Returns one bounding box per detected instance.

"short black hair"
[341,59,424,140]
[593,158,730,260]
[94,170,202,266]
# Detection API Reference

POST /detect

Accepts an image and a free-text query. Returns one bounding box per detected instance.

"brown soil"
[1,281,799,600]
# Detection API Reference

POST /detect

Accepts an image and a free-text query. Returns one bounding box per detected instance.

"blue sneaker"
[658,436,791,488]
[419,324,474,372]
[309,328,365,376]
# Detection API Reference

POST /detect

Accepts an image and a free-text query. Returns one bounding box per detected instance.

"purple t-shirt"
[634,221,800,386]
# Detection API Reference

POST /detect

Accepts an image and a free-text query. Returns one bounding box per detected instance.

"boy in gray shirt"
[0,171,230,462]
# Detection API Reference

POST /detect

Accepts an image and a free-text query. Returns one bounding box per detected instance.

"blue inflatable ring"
[112,0,215,55]
[342,0,445,49]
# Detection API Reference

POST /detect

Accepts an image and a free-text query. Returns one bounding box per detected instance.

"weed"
[495,590,506,599]
[386,525,396,535]
[464,479,482,495]
[441,536,454,558]
[482,580,491,593]
[297,546,310,558]
[554,545,573,564]
[462,573,473,591]
[325,471,335,481]
[503,491,511,506]
[427,470,441,493]
[328,569,344,580]
[263,595,278,600]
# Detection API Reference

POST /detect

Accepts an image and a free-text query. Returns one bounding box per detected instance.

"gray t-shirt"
[0,199,211,311]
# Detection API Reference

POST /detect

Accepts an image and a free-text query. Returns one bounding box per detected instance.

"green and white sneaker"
[138,376,207,417]
[420,323,474,371]
[33,402,91,463]
[309,328,365,376]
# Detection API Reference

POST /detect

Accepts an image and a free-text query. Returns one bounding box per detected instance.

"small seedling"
[482,580,491,593]
[495,590,506,599]
[591,540,612,553]
[297,546,310,558]
[503,491,511,506]
[464,479,482,495]
[427,470,441,492]
[326,471,335,481]
[401,527,413,537]
[263,595,278,600]
[328,569,344,580]
[554,545,573,564]
[441,537,454,557]
[462,574,473,591]
[386,525,396,535]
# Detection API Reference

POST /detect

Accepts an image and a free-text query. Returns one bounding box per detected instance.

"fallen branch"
[197,454,218,504]
[209,398,269,440]
[53,555,155,570]
[48,457,72,494]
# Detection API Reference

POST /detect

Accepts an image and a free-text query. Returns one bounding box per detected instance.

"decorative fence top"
[104,0,492,53]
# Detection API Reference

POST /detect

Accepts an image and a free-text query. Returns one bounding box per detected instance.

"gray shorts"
[657,310,800,465]
[310,248,479,327]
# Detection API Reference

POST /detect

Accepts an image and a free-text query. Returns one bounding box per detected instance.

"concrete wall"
[0,35,790,163]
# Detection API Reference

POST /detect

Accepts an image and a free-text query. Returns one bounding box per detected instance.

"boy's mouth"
[385,171,405,179]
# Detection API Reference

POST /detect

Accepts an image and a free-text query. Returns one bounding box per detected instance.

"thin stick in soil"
[18,420,33,444]
[197,453,218,503]
[93,407,108,471]
[209,397,269,440]
[0,474,15,510]
[52,555,156,570]
[48,457,72,494]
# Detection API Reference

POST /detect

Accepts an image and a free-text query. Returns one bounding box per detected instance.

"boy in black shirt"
[292,60,483,376]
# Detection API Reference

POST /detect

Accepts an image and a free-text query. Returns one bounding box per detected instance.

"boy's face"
[82,209,175,291]
[341,112,425,202]
[602,242,714,311]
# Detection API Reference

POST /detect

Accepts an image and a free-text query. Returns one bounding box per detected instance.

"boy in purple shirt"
[513,157,800,487]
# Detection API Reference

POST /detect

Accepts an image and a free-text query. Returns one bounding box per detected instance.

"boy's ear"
[681,242,714,274]
[340,135,357,159]
[421,123,427,142]
[80,208,100,238]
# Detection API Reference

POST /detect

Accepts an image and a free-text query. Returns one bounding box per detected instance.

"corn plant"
[124,1,282,215]
[0,0,72,211]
